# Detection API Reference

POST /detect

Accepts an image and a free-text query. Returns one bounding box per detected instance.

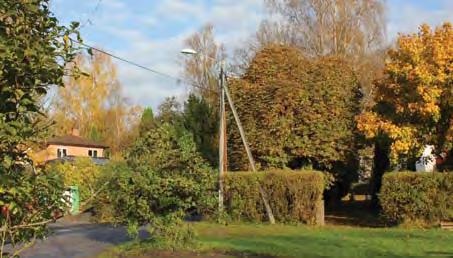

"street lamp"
[181,48,227,211]
[180,48,198,55]
[180,48,274,223]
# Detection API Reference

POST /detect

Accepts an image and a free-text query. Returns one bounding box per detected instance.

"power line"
[80,0,103,28]
[69,37,219,94]
[70,38,181,81]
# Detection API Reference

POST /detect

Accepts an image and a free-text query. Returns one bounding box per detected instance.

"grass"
[195,222,453,257]
[100,222,453,258]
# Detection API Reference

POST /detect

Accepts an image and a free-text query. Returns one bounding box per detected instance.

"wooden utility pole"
[220,63,228,173]
[217,62,226,211]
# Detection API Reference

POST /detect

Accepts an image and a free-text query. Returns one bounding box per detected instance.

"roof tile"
[47,135,108,148]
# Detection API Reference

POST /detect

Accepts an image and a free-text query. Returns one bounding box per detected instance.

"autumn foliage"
[52,52,141,155]
[224,170,325,224]
[357,23,453,166]
[228,45,361,174]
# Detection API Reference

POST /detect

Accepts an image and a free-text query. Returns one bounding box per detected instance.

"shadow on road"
[18,221,149,258]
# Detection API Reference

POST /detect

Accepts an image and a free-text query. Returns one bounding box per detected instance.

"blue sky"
[50,0,453,109]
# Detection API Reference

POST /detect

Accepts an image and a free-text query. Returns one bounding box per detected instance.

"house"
[36,129,109,165]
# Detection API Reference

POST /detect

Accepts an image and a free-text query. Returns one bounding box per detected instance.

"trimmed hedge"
[380,172,453,224]
[224,170,325,224]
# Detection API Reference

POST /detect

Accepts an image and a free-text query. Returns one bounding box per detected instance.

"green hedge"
[380,172,453,224]
[224,170,325,224]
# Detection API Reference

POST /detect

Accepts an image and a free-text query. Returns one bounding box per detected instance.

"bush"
[380,172,453,225]
[93,123,216,231]
[47,157,102,204]
[0,169,66,256]
[224,170,325,224]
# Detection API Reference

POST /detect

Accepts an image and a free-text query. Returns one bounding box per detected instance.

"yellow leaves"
[356,112,417,163]
[63,34,69,50]
[359,22,452,165]
[356,112,381,138]
[52,52,141,154]
[51,158,102,201]
[29,149,50,166]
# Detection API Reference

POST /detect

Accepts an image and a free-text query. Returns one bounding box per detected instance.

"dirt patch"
[118,250,276,258]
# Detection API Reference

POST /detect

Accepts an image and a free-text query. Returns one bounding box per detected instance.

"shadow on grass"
[325,200,384,228]
[425,252,453,258]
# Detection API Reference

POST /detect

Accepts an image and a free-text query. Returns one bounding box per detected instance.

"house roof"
[47,135,109,149]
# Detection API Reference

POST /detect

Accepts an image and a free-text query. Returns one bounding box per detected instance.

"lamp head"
[180,48,198,55]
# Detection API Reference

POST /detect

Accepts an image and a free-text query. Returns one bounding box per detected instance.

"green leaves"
[0,0,82,166]
[182,94,218,167]
[94,121,216,236]
[380,172,453,224]
[0,0,81,255]
[86,47,94,57]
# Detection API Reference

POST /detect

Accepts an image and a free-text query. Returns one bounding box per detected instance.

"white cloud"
[52,0,452,110]
[154,0,205,22]
[79,1,266,109]
[387,0,453,40]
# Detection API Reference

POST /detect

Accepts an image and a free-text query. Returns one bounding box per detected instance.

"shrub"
[47,157,102,205]
[0,169,66,256]
[380,172,453,225]
[93,123,216,238]
[224,170,325,224]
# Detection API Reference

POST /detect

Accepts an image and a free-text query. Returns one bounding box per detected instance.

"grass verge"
[99,222,453,258]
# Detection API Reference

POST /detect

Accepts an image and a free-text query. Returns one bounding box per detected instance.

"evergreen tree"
[183,94,218,166]
[139,107,157,136]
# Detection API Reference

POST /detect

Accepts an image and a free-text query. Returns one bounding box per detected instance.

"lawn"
[100,222,453,258]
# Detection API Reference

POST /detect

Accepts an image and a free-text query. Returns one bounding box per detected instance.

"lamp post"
[180,49,273,223]
[181,49,227,211]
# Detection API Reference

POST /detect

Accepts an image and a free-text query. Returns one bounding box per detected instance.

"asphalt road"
[14,220,148,258]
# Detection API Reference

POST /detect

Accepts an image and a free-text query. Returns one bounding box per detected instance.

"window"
[57,148,67,158]
[88,149,98,158]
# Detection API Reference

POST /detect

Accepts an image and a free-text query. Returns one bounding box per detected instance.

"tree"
[182,94,218,166]
[0,0,80,256]
[156,96,182,126]
[240,0,387,184]
[357,23,453,169]
[182,24,225,108]
[228,45,361,193]
[51,52,141,154]
[138,107,157,136]
[264,0,386,58]
[97,123,215,243]
[235,0,386,107]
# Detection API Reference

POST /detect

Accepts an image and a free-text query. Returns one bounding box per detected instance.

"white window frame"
[57,148,67,158]
[88,149,98,158]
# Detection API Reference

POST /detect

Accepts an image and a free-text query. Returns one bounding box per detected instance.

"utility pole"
[221,62,228,174]
[217,61,226,211]
[180,48,274,223]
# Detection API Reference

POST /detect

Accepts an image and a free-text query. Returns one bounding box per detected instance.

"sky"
[50,0,453,110]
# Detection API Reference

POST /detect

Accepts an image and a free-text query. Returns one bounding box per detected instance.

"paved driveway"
[16,220,147,258]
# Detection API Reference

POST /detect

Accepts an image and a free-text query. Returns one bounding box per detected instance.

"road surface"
[14,219,147,258]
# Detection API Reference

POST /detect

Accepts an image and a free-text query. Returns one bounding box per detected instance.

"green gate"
[69,186,80,215]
